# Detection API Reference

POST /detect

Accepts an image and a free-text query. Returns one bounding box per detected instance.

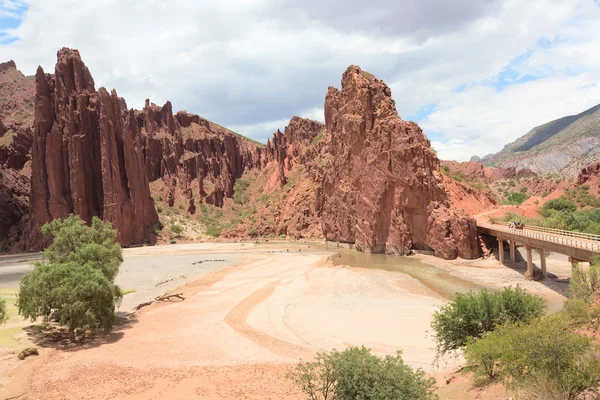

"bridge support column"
[568,257,586,270]
[526,246,533,277]
[509,240,516,263]
[498,238,504,264]
[539,249,547,280]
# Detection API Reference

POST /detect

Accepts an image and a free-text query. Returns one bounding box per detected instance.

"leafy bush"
[170,224,183,237]
[156,205,164,213]
[18,215,123,341]
[543,197,577,213]
[0,298,7,325]
[505,192,527,205]
[233,178,250,205]
[570,262,600,301]
[431,287,545,356]
[205,225,222,237]
[169,239,176,244]
[464,315,600,398]
[248,228,258,237]
[288,346,436,400]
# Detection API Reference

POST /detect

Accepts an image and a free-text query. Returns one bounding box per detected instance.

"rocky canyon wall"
[16,48,158,251]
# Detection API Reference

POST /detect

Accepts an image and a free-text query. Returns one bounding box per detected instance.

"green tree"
[542,197,577,213]
[431,287,545,357]
[18,215,123,341]
[288,346,437,400]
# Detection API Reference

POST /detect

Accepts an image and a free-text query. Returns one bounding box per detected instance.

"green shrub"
[506,192,527,205]
[233,178,250,205]
[543,197,577,213]
[169,239,176,244]
[170,224,183,237]
[0,298,7,325]
[205,226,222,237]
[431,287,545,356]
[156,205,164,213]
[288,346,437,400]
[464,315,600,398]
[569,261,600,301]
[248,228,258,237]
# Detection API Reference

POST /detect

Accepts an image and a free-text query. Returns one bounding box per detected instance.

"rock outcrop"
[317,66,478,258]
[0,60,35,249]
[441,160,522,183]
[137,100,263,209]
[17,48,158,251]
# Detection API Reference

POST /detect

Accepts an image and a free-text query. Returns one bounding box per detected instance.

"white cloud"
[0,0,599,158]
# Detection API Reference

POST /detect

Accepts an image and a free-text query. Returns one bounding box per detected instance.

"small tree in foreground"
[288,346,437,400]
[18,215,123,341]
[431,286,545,357]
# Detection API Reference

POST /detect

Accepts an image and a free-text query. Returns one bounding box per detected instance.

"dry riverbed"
[0,242,569,399]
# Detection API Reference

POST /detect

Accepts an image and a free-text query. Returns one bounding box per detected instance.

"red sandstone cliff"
[0,61,34,249]
[16,49,158,251]
[316,66,478,258]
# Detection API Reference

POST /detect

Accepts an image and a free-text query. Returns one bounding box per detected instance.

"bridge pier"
[498,238,504,264]
[526,246,533,277]
[539,249,547,279]
[569,257,586,269]
[509,240,516,263]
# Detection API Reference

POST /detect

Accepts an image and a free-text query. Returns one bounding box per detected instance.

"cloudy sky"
[1,0,599,161]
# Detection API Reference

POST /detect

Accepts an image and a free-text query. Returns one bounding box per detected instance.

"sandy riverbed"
[0,242,569,399]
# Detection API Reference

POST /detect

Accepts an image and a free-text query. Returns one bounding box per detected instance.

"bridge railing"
[490,221,600,242]
[479,222,600,253]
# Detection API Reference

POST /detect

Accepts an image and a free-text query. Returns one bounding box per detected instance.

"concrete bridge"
[477,221,600,279]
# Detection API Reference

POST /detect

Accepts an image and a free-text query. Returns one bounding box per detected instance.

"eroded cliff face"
[17,48,158,251]
[0,61,35,249]
[137,100,263,210]
[315,66,478,258]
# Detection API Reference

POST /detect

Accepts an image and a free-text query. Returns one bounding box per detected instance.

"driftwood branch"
[155,292,185,302]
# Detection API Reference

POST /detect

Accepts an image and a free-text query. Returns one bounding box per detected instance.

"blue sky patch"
[0,2,27,44]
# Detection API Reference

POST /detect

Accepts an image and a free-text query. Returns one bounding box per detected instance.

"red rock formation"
[17,48,158,251]
[0,168,29,250]
[137,100,263,208]
[577,161,600,186]
[318,66,478,259]
[440,160,520,183]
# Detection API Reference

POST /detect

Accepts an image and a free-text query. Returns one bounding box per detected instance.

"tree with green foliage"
[18,215,123,341]
[431,286,545,357]
[288,346,437,400]
[0,298,7,325]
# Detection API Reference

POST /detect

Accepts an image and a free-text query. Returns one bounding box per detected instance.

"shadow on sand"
[23,311,137,352]
[492,247,570,298]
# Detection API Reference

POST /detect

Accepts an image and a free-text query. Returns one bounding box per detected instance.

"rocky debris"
[18,347,39,360]
[138,100,263,208]
[318,66,478,258]
[16,48,158,252]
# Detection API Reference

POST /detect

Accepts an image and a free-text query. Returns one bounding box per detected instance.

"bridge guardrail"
[479,222,600,253]
[490,221,600,242]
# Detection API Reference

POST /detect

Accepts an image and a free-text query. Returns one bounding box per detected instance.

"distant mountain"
[482,103,600,176]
